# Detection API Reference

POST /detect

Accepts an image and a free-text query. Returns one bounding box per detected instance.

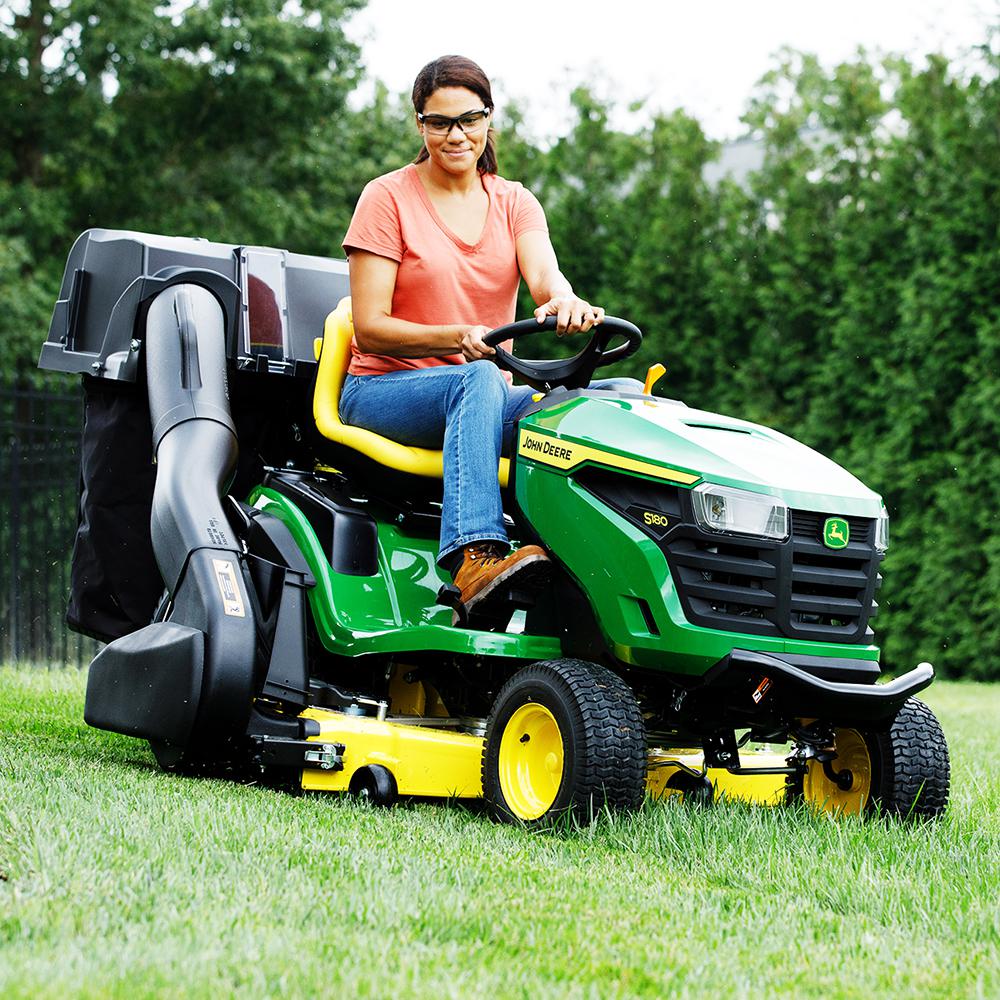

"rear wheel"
[482,658,646,825]
[149,737,220,775]
[799,698,949,819]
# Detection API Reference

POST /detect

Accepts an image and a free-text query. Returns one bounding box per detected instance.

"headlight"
[691,483,789,541]
[875,506,889,552]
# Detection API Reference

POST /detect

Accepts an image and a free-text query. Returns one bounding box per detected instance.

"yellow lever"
[643,363,666,396]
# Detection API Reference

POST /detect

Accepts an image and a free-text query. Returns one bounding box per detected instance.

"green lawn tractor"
[40,229,950,824]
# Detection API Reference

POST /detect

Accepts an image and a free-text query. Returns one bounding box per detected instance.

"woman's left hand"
[534,296,605,335]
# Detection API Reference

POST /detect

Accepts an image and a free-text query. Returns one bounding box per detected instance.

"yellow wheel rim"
[802,727,872,815]
[497,703,564,820]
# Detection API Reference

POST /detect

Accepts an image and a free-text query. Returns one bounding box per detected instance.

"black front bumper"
[677,648,934,731]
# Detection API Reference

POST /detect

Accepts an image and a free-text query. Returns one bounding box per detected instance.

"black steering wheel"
[482,315,642,391]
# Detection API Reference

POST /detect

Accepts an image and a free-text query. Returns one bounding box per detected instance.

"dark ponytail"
[411,55,498,174]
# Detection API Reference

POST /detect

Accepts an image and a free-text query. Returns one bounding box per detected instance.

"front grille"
[663,508,881,643]
[577,470,882,644]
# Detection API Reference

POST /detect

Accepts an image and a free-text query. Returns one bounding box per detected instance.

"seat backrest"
[313,297,509,486]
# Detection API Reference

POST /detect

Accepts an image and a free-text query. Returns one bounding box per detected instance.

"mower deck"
[300,707,483,797]
[298,706,790,807]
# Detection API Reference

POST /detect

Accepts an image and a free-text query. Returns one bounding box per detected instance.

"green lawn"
[1,668,997,1000]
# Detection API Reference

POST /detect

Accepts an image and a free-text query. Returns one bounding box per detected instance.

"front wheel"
[481,658,646,826]
[798,698,950,820]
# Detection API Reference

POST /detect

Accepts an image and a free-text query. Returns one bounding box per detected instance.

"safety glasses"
[417,108,491,135]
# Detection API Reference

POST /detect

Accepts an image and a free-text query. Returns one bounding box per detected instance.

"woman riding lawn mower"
[39,227,949,826]
[338,55,640,620]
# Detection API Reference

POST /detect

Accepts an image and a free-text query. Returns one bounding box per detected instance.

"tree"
[0,0,369,380]
[706,45,1000,677]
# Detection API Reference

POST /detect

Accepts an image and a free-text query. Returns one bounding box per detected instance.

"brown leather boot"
[452,542,551,619]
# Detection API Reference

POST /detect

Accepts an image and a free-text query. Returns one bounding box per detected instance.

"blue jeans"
[339,363,642,565]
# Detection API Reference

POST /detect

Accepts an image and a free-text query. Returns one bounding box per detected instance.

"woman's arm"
[349,251,494,360]
[515,230,605,333]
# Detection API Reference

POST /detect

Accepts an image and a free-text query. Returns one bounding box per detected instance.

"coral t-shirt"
[341,163,548,376]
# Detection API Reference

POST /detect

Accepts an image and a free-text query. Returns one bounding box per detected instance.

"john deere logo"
[823,517,850,549]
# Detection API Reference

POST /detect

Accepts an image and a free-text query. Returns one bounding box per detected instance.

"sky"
[346,0,998,141]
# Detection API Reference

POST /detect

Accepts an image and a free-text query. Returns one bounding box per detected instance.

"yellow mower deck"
[299,708,789,806]
[646,749,788,805]
[300,707,483,797]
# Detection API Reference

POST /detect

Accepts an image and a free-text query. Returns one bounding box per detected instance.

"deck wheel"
[349,764,398,806]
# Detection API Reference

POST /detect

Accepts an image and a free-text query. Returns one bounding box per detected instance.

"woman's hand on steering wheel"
[459,324,496,361]
[533,295,605,335]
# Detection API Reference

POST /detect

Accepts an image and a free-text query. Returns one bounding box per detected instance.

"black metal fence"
[1,380,101,667]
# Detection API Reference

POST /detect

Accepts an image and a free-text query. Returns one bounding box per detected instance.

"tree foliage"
[512,42,999,679]
[0,0,380,373]
[1,4,997,676]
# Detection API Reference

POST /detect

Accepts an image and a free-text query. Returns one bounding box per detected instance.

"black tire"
[349,764,398,806]
[796,697,950,820]
[149,738,215,774]
[868,698,950,819]
[482,658,646,826]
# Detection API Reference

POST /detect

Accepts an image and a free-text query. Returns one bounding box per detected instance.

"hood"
[530,395,883,517]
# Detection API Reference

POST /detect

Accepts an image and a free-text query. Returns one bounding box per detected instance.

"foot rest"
[436,584,469,627]
[437,580,546,631]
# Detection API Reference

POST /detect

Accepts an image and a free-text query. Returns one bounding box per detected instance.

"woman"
[340,55,614,619]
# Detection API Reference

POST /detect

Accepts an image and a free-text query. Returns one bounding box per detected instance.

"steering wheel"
[482,316,642,391]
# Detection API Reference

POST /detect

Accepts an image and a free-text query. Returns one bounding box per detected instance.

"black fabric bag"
[68,375,161,642]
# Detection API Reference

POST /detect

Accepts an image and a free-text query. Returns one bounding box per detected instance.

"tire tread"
[482,658,646,823]
[876,697,950,819]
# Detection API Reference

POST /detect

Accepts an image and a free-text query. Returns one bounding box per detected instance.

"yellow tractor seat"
[313,297,510,488]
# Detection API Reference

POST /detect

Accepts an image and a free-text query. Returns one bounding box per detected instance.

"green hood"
[528,395,883,517]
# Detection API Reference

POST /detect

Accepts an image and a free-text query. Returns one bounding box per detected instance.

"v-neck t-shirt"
[341,163,548,376]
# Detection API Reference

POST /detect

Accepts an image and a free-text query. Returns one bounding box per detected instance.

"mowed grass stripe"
[0,667,997,999]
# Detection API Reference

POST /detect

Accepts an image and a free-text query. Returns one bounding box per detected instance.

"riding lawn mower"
[38,228,950,824]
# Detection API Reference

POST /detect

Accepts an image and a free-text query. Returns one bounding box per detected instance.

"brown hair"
[411,55,498,174]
